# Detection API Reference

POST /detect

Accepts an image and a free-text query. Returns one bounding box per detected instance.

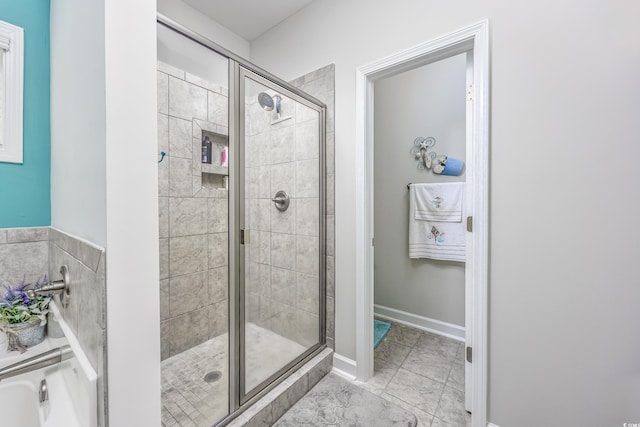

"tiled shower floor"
[358,318,471,427]
[161,323,306,427]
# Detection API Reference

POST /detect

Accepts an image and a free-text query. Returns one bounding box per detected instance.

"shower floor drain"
[203,371,222,383]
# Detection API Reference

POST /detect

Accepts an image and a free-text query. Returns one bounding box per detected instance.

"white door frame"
[354,20,489,426]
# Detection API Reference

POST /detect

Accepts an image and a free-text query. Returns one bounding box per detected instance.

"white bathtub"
[0,304,97,427]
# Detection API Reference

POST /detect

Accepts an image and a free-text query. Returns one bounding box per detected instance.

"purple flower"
[3,286,16,300]
[23,298,32,306]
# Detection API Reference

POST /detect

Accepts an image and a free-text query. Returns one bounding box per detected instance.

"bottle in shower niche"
[221,146,228,168]
[202,136,212,164]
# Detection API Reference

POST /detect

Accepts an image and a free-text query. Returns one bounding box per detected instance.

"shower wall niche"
[201,130,229,188]
[157,60,230,360]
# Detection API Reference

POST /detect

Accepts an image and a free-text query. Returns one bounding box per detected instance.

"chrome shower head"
[258,92,274,111]
[273,95,281,117]
[258,92,282,118]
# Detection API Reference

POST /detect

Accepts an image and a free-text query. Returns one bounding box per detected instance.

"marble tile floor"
[356,318,471,427]
[274,373,417,426]
[161,323,306,427]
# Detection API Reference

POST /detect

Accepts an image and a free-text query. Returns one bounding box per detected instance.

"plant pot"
[2,319,46,348]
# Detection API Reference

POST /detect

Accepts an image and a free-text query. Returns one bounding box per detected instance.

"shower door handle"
[240,229,250,245]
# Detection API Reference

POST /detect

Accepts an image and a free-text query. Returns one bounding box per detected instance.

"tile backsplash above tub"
[0,227,49,286]
[0,226,108,427]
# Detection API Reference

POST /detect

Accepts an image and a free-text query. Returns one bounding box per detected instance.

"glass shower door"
[239,68,325,402]
[157,21,231,426]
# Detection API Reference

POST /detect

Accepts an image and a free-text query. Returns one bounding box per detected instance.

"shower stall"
[157,15,328,427]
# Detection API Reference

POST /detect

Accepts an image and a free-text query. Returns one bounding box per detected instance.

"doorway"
[355,20,489,427]
[370,52,468,425]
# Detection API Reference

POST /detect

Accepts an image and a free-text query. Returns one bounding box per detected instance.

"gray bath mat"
[273,373,417,426]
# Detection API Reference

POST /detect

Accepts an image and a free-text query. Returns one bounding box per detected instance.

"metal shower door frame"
[157,13,327,426]
[236,65,326,407]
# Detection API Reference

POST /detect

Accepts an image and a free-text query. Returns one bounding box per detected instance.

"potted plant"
[0,276,52,352]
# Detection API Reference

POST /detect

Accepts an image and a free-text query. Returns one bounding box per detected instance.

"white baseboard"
[374,304,465,342]
[332,353,356,380]
[487,423,501,427]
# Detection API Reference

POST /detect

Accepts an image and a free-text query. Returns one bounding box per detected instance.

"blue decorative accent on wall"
[0,0,51,227]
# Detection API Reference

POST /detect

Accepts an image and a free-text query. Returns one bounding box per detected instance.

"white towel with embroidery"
[409,184,466,262]
[413,182,464,222]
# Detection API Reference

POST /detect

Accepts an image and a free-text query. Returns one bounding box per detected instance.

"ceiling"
[183,0,314,41]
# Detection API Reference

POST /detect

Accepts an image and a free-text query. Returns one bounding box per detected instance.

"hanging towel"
[409,185,466,262]
[413,182,464,222]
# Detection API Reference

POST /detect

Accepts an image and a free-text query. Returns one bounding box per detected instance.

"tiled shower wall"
[244,85,321,347]
[244,64,336,349]
[157,61,230,360]
[0,226,108,427]
[0,227,49,286]
[156,61,336,358]
[289,65,336,349]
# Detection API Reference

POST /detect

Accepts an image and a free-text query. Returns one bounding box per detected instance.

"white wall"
[104,0,160,426]
[50,0,107,246]
[374,54,466,326]
[157,0,250,59]
[250,1,640,425]
[51,0,160,425]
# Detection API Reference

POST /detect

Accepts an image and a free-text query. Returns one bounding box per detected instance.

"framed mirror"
[0,19,23,164]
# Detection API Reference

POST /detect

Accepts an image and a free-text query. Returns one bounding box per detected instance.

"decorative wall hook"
[409,137,465,176]
[409,137,436,170]
[158,151,166,163]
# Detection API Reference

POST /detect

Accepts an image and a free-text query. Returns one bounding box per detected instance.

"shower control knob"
[272,190,290,212]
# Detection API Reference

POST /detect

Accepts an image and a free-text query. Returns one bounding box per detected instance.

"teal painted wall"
[0,0,50,227]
